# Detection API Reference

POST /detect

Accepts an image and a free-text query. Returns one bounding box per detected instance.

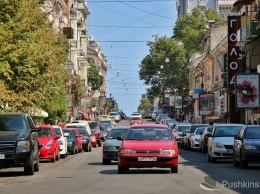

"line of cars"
[173,123,260,169]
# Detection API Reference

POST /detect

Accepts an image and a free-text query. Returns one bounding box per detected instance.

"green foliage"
[0,0,69,122]
[138,98,153,114]
[87,58,104,91]
[139,35,187,98]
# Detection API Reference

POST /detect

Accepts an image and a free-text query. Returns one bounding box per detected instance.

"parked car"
[38,125,61,162]
[184,124,210,150]
[207,124,244,163]
[77,127,92,152]
[90,130,97,147]
[65,124,85,153]
[199,126,213,153]
[172,123,190,148]
[233,125,260,168]
[129,116,142,125]
[156,113,169,124]
[117,124,178,174]
[62,128,79,155]
[152,110,162,121]
[190,127,207,150]
[0,112,41,175]
[100,119,113,131]
[100,123,109,140]
[53,125,69,158]
[88,121,102,147]
[101,126,129,165]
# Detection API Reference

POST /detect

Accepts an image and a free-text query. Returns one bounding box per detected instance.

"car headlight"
[244,145,257,150]
[160,149,175,154]
[120,149,136,154]
[59,139,64,145]
[82,139,87,143]
[46,140,53,148]
[213,142,224,149]
[17,140,30,151]
[104,146,117,150]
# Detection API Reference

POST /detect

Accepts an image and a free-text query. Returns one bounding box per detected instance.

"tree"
[138,98,153,115]
[0,0,69,121]
[173,8,222,58]
[139,35,187,98]
[87,58,104,91]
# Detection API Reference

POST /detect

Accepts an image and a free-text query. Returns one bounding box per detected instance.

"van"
[65,120,91,136]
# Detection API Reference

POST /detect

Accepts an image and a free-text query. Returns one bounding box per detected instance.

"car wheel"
[24,153,34,175]
[170,166,178,173]
[34,153,40,172]
[61,154,66,159]
[240,153,248,169]
[98,141,102,147]
[211,155,217,163]
[71,149,75,155]
[118,165,127,174]
[75,148,78,154]
[103,158,111,165]
[233,153,240,167]
[56,152,60,161]
[207,152,211,162]
[89,146,92,152]
[51,153,56,162]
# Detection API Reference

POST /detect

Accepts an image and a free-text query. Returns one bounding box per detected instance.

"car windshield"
[78,129,88,136]
[63,130,73,137]
[245,126,260,139]
[131,117,141,120]
[195,127,206,135]
[38,128,52,137]
[125,127,173,141]
[109,113,118,116]
[108,128,128,139]
[207,126,213,132]
[190,125,208,133]
[89,122,99,130]
[214,126,243,137]
[53,127,62,135]
[0,116,27,131]
[177,125,190,132]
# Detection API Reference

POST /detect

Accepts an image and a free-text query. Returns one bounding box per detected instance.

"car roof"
[111,126,129,130]
[131,124,168,128]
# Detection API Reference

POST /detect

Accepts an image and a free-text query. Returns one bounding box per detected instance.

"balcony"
[70,40,77,48]
[63,27,74,39]
[245,20,260,40]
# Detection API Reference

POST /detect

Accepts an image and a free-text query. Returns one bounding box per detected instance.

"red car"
[90,131,97,148]
[89,121,103,147]
[118,124,178,174]
[67,128,83,153]
[38,125,61,162]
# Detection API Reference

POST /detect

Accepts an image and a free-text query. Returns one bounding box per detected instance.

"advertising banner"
[182,95,193,110]
[175,96,182,109]
[199,93,214,116]
[235,73,260,108]
[169,96,175,107]
[106,98,112,108]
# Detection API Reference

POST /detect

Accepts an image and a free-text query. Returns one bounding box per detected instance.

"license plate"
[138,157,157,162]
[0,154,5,159]
[227,150,233,154]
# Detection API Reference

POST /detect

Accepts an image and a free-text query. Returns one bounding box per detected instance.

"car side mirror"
[56,134,61,139]
[79,134,83,137]
[101,137,105,141]
[117,137,122,140]
[200,132,203,135]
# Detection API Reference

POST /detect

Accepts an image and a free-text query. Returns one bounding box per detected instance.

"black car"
[233,125,260,168]
[77,128,92,152]
[63,129,78,155]
[0,112,41,175]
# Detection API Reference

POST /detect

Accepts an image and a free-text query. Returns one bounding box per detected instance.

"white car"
[190,127,207,150]
[207,124,244,163]
[53,125,69,158]
[109,112,121,122]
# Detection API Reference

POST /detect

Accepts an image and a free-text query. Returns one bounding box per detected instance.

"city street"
[0,119,259,194]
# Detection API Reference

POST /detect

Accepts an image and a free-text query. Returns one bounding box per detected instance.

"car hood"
[38,137,53,144]
[212,137,234,145]
[104,139,122,147]
[244,139,260,147]
[0,130,30,141]
[122,140,175,150]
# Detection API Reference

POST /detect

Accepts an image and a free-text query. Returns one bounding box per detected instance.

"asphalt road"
[0,119,259,194]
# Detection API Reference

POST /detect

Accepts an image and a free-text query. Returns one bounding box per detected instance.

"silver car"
[207,124,244,163]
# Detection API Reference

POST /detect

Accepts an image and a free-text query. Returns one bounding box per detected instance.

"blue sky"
[87,0,177,116]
